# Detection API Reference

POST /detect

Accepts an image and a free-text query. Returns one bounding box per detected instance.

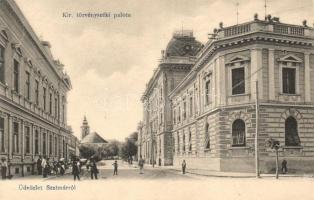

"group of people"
[72,157,99,181]
[36,156,66,178]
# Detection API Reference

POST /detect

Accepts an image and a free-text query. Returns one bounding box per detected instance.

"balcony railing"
[219,21,311,39]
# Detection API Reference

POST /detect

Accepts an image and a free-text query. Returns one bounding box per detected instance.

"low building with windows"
[0,0,78,177]
[139,15,314,173]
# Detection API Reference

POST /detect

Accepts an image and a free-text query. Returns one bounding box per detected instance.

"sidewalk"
[142,163,314,178]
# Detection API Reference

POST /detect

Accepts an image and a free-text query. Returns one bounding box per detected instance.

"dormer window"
[278,54,301,95]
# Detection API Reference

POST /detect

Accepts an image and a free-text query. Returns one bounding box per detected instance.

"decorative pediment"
[226,55,250,65]
[278,54,302,63]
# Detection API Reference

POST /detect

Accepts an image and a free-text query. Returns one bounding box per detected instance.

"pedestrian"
[41,156,48,178]
[138,156,144,174]
[36,155,42,175]
[90,158,98,180]
[59,160,65,175]
[182,160,186,174]
[281,159,288,174]
[72,159,80,181]
[112,160,118,176]
[1,157,8,180]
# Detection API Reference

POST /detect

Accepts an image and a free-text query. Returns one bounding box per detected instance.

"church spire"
[81,115,90,139]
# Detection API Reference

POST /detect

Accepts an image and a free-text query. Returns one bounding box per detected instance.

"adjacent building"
[139,15,314,173]
[0,0,78,177]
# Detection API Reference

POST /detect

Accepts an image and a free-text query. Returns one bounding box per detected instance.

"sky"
[14,0,313,141]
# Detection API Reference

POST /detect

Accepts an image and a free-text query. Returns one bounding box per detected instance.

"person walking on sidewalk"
[90,158,98,180]
[112,160,118,176]
[138,156,144,174]
[36,156,42,175]
[41,156,48,178]
[182,160,186,174]
[72,159,80,181]
[1,157,8,180]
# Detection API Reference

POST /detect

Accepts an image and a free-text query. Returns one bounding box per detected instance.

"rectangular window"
[183,100,186,120]
[178,107,181,123]
[0,45,5,83]
[54,136,58,156]
[25,71,30,100]
[13,122,19,153]
[282,68,296,94]
[55,97,58,118]
[189,96,193,117]
[49,134,52,155]
[35,80,39,105]
[43,133,46,155]
[173,109,176,124]
[49,93,52,114]
[43,87,46,111]
[13,60,19,93]
[232,67,245,95]
[205,80,211,104]
[0,117,4,152]
[25,126,30,154]
[35,131,39,154]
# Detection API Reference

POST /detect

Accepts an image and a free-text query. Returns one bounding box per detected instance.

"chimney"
[41,41,53,59]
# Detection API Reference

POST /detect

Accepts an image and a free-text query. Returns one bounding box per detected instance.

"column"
[21,120,25,159]
[8,114,12,159]
[304,53,311,102]
[268,49,275,100]
[216,56,226,106]
[250,48,263,100]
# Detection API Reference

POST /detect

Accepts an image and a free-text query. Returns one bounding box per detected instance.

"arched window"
[204,123,210,150]
[285,117,300,146]
[232,119,245,146]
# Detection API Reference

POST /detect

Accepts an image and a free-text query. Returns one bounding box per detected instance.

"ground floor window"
[232,119,246,146]
[285,116,300,146]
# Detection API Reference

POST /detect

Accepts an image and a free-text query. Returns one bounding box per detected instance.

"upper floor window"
[232,119,246,146]
[282,68,296,94]
[189,95,193,117]
[183,99,187,120]
[173,109,176,124]
[226,55,250,96]
[35,80,39,105]
[13,60,19,93]
[205,80,211,104]
[49,93,52,114]
[285,116,300,146]
[177,132,180,153]
[232,67,245,95]
[177,106,181,123]
[43,87,47,111]
[0,45,5,83]
[279,54,301,95]
[25,71,30,100]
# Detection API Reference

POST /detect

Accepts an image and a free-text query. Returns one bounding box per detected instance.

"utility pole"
[236,2,239,25]
[264,0,267,20]
[255,81,260,178]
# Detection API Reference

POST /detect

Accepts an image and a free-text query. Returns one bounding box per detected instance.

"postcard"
[0,0,314,199]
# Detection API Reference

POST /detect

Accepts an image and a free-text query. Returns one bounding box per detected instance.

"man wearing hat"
[0,157,8,180]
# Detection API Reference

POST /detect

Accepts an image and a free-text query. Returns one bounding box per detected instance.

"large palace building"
[138,15,314,173]
[0,0,78,177]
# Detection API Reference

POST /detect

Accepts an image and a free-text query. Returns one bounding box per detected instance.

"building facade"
[139,15,314,173]
[139,30,203,166]
[0,0,77,177]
